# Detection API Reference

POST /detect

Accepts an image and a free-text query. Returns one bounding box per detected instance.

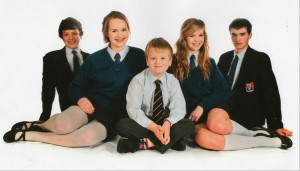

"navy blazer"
[39,47,90,121]
[218,46,284,129]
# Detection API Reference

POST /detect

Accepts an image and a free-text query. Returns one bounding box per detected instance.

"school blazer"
[39,47,89,121]
[217,46,284,130]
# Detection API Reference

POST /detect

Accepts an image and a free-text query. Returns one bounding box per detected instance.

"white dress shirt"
[126,68,186,128]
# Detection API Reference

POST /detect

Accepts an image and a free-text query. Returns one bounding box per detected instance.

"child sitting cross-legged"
[116,37,194,154]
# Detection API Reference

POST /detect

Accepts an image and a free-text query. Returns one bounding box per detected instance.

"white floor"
[0,104,299,170]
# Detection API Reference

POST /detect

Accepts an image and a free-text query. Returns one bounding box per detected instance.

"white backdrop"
[0,0,298,128]
[0,0,299,169]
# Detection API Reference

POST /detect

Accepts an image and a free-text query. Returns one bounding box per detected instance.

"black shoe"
[171,138,186,151]
[277,135,293,149]
[3,129,26,143]
[117,138,143,153]
[251,127,278,137]
[254,133,293,149]
[11,121,39,131]
[184,133,197,148]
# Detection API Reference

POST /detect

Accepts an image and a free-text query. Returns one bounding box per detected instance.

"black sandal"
[11,121,38,131]
[3,129,26,143]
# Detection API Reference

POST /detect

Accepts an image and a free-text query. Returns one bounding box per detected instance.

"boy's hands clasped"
[148,121,171,145]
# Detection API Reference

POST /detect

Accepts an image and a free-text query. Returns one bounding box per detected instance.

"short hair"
[145,37,173,60]
[58,17,83,38]
[102,11,130,43]
[229,18,252,34]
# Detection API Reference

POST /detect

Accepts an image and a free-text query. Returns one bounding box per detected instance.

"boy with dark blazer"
[39,17,90,121]
[218,18,293,137]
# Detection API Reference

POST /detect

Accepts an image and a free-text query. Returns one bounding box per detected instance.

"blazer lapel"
[232,47,252,90]
[60,47,73,75]
[225,51,235,74]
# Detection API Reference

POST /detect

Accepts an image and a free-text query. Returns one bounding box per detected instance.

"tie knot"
[154,79,161,87]
[233,55,239,61]
[190,54,196,61]
[114,53,121,63]
[72,50,78,55]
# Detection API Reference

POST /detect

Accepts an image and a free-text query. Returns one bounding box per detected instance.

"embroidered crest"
[245,82,254,92]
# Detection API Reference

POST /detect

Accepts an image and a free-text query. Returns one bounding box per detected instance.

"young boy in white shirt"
[116,37,194,154]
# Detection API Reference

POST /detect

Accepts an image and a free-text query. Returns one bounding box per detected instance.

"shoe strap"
[16,131,26,141]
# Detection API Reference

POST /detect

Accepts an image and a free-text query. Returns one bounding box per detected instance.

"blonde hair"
[174,18,211,81]
[102,11,130,43]
[145,37,173,60]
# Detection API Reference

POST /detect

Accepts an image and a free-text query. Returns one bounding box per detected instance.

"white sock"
[231,120,269,136]
[223,134,281,150]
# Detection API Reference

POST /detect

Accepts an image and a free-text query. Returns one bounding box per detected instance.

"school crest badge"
[245,82,254,92]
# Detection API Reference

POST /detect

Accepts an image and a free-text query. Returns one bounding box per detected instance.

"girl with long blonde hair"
[172,18,230,149]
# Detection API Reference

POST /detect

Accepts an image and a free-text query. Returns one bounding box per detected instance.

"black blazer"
[39,47,89,121]
[218,46,283,129]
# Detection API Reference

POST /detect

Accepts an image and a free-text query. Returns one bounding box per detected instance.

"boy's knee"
[116,118,131,134]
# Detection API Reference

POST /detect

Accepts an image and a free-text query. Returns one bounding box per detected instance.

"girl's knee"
[195,129,210,148]
[79,129,107,146]
[207,108,232,135]
[195,129,225,150]
[51,117,74,134]
[208,122,232,135]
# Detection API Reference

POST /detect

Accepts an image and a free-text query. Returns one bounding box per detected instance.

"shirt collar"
[65,46,80,55]
[146,68,167,85]
[188,51,199,62]
[234,46,248,60]
[107,45,129,60]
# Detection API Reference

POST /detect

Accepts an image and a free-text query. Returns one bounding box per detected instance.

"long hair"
[174,18,211,81]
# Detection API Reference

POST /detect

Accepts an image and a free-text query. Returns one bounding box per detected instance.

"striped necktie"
[152,79,164,125]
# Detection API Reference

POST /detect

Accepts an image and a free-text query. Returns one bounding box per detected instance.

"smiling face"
[147,47,172,78]
[107,18,129,52]
[62,29,81,49]
[186,28,205,52]
[230,27,252,53]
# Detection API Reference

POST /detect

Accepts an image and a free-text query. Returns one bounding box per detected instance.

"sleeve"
[40,55,55,121]
[166,76,186,125]
[126,76,153,128]
[259,54,284,129]
[217,55,225,77]
[198,59,229,111]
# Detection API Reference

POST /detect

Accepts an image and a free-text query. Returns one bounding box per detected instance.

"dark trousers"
[116,118,195,154]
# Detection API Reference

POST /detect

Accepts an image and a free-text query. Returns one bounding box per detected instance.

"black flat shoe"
[251,127,278,137]
[3,129,26,143]
[11,121,39,131]
[277,135,293,149]
[254,133,293,149]
[117,138,142,153]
